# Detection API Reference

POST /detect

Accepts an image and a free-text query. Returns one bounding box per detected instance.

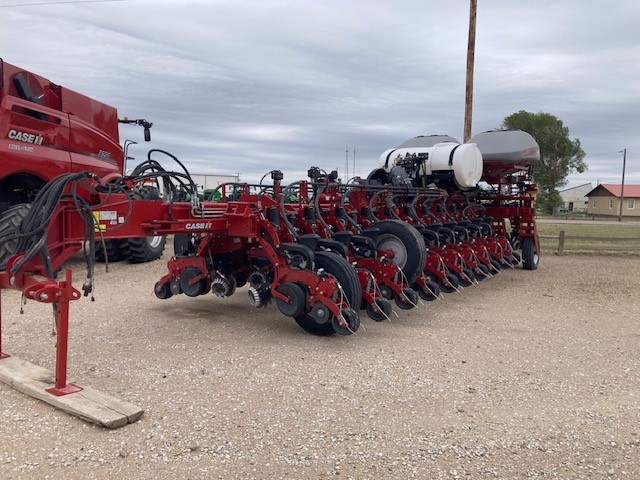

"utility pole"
[463,0,477,142]
[353,146,356,179]
[618,148,627,221]
[345,146,349,181]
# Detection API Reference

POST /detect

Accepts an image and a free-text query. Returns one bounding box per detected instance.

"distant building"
[189,173,240,192]
[585,183,640,217]
[558,183,592,212]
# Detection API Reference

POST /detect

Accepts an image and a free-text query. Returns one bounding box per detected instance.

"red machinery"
[0,62,542,399]
[0,58,165,263]
[366,131,540,271]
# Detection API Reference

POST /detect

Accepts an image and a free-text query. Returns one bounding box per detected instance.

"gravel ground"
[1,252,639,479]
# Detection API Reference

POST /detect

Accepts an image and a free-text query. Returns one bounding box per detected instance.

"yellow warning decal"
[93,212,106,232]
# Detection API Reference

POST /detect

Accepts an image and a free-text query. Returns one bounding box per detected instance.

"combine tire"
[294,251,361,336]
[0,203,31,270]
[126,186,166,263]
[373,219,426,285]
[521,238,539,270]
[95,239,127,262]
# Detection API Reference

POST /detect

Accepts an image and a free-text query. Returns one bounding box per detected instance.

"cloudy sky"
[2,0,639,187]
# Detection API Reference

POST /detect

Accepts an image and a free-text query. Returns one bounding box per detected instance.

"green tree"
[502,110,587,213]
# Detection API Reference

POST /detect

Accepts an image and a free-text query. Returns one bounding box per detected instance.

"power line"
[0,0,131,8]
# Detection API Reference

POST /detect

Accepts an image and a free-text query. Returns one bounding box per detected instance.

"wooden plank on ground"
[0,355,143,428]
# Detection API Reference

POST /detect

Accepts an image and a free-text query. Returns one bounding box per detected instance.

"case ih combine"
[0,60,540,395]
[0,59,165,264]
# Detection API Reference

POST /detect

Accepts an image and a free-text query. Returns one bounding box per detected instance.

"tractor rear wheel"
[373,219,426,285]
[294,251,361,336]
[0,203,31,270]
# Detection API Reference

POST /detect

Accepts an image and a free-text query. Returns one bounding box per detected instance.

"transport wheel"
[521,238,539,270]
[0,203,31,270]
[332,307,360,335]
[126,186,167,263]
[154,281,173,299]
[294,251,361,335]
[416,279,440,301]
[373,220,426,285]
[366,297,393,321]
[395,287,418,310]
[439,273,459,293]
[275,282,307,317]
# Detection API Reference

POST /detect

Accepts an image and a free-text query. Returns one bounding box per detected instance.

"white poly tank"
[378,142,483,189]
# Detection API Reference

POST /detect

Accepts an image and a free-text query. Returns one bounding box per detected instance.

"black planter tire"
[439,273,459,293]
[332,307,360,335]
[458,268,475,287]
[366,297,393,321]
[0,203,31,270]
[395,287,418,310]
[490,259,502,273]
[511,251,522,265]
[522,238,539,270]
[294,251,361,335]
[378,284,395,300]
[373,219,426,285]
[154,281,173,299]
[416,279,440,301]
[476,263,490,280]
[126,186,167,263]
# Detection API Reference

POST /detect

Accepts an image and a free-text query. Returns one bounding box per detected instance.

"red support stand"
[45,270,83,396]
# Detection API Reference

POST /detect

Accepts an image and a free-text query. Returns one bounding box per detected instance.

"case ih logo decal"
[8,129,44,145]
[185,222,212,230]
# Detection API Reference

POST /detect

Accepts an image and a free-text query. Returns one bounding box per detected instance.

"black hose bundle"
[0,171,96,283]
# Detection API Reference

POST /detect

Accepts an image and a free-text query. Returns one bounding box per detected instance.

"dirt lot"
[1,252,639,479]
